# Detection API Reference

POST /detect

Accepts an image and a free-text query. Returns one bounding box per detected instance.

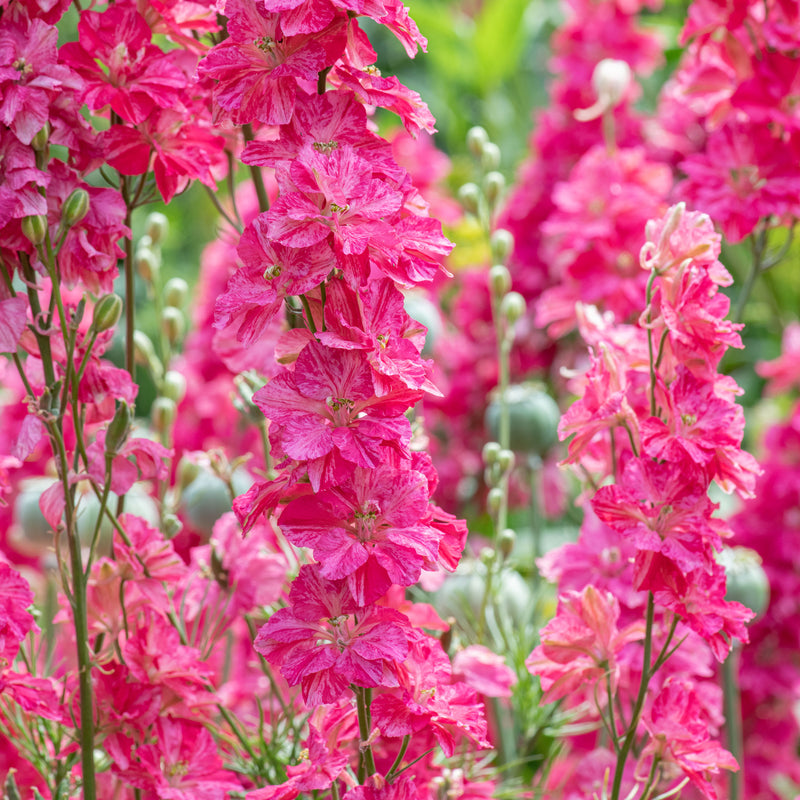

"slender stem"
[610,593,655,800]
[242,124,270,213]
[121,178,135,379]
[299,294,318,334]
[204,184,243,234]
[734,228,766,325]
[722,644,743,800]
[386,735,410,781]
[354,685,377,782]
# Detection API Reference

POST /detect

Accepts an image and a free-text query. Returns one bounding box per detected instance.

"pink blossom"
[452,645,517,698]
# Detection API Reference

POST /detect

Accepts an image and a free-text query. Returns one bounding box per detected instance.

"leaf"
[474,0,531,92]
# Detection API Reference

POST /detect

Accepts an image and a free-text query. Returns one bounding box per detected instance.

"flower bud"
[164,277,189,308]
[490,229,514,263]
[62,188,90,227]
[497,448,515,473]
[485,384,561,456]
[133,330,156,366]
[480,142,501,171]
[151,396,176,434]
[486,487,504,515]
[146,212,169,244]
[161,306,184,345]
[489,264,511,298]
[500,291,526,325]
[498,528,516,558]
[162,370,187,403]
[21,215,48,246]
[458,182,481,215]
[31,123,50,152]
[575,58,633,122]
[91,293,123,333]
[718,547,770,620]
[482,441,501,466]
[135,247,159,283]
[105,401,131,455]
[483,171,505,207]
[177,457,202,491]
[466,126,490,157]
[162,513,183,539]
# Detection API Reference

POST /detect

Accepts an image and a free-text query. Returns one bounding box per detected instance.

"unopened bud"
[133,330,156,365]
[161,306,184,345]
[135,248,159,283]
[497,448,515,473]
[480,142,501,171]
[575,58,633,122]
[482,441,501,466]
[146,212,169,244]
[62,188,90,227]
[500,291,526,325]
[91,293,123,333]
[162,513,183,539]
[164,277,189,308]
[489,264,511,298]
[498,528,516,558]
[466,126,490,158]
[490,229,514,263]
[458,182,481,215]
[177,457,201,491]
[31,123,50,152]
[162,370,187,403]
[21,215,48,246]
[152,396,176,434]
[486,487,504,515]
[105,401,131,455]
[483,171,505,206]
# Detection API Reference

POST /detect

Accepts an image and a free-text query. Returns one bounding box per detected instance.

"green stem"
[354,686,377,782]
[386,735,410,781]
[722,644,743,800]
[610,593,655,800]
[243,124,270,213]
[733,228,766,325]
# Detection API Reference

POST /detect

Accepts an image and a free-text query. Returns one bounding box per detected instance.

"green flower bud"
[91,293,123,333]
[718,546,770,620]
[162,513,183,539]
[164,277,189,308]
[485,384,561,456]
[133,330,157,366]
[105,401,132,455]
[489,264,511,298]
[146,212,169,244]
[21,215,48,246]
[483,171,505,207]
[500,291,526,325]
[458,182,481,215]
[151,396,176,434]
[62,188,90,227]
[31,123,50,153]
[162,370,187,403]
[482,441,501,466]
[466,126,490,157]
[161,306,185,345]
[497,448,515,473]
[498,528,516,558]
[480,142,501,171]
[486,487,504,515]
[177,457,202,491]
[135,247,159,283]
[490,229,514,263]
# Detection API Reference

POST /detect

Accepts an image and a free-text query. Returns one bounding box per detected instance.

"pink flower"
[86,431,171,496]
[525,585,644,703]
[0,562,35,665]
[255,564,411,705]
[452,645,517,699]
[757,321,800,395]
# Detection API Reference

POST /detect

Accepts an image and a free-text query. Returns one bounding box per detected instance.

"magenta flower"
[255,564,411,705]
[278,461,440,604]
[254,340,419,490]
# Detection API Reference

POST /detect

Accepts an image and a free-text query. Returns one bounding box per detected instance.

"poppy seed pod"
[718,546,770,620]
[485,384,561,456]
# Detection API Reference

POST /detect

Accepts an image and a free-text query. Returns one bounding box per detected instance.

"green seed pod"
[91,293,123,333]
[490,229,514,263]
[485,384,561,456]
[152,396,177,434]
[21,215,48,246]
[146,212,169,244]
[489,264,512,298]
[480,142,501,171]
[718,546,770,620]
[164,277,189,308]
[105,401,132,454]
[466,126,490,157]
[500,291,526,325]
[181,468,252,540]
[403,291,443,357]
[457,182,481,215]
[62,188,90,227]
[162,370,187,403]
[498,528,516,558]
[161,306,185,345]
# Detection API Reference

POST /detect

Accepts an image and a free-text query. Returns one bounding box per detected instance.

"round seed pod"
[485,384,561,456]
[718,546,770,620]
